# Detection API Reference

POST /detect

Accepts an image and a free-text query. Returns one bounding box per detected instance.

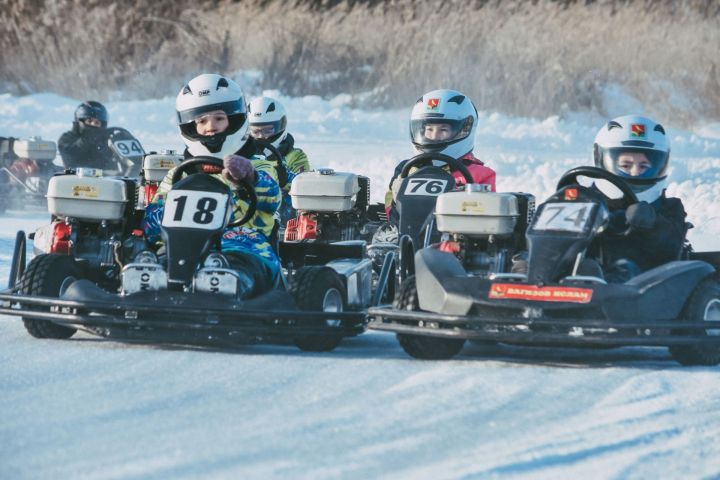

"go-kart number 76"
[533,202,595,233]
[403,178,449,196]
[162,190,228,230]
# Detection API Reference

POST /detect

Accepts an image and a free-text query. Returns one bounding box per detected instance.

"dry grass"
[1,0,718,125]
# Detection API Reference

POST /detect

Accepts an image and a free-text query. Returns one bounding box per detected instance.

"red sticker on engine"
[488,283,593,303]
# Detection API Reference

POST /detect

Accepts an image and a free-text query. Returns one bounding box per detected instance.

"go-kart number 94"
[403,178,449,196]
[533,202,595,233]
[113,139,144,157]
[162,190,228,230]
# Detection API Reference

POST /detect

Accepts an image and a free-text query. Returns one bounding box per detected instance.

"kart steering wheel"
[254,139,289,189]
[556,166,638,209]
[399,152,475,185]
[170,156,258,228]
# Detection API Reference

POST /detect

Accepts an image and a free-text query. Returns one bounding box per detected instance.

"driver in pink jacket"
[384,89,496,222]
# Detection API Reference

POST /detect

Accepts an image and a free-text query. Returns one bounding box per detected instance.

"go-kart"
[369,152,533,300]
[0,136,61,212]
[369,166,720,366]
[0,156,367,352]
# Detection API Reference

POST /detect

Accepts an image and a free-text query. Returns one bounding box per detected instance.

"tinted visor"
[410,117,472,146]
[601,147,669,180]
[177,100,245,125]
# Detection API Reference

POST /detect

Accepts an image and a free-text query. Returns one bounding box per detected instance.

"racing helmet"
[248,96,288,148]
[593,114,670,203]
[409,89,477,159]
[175,73,249,158]
[75,101,108,129]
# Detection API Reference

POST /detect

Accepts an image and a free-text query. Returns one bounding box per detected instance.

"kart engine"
[434,186,535,275]
[285,169,371,242]
[31,152,183,288]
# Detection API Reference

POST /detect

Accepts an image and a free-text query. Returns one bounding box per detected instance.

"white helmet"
[593,114,670,203]
[175,73,249,158]
[409,89,477,159]
[248,96,288,149]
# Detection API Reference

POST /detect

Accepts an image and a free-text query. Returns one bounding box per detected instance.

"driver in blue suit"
[142,74,281,297]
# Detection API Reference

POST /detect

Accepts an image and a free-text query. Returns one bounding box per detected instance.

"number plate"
[113,139,144,158]
[162,190,228,230]
[532,202,595,233]
[403,178,449,196]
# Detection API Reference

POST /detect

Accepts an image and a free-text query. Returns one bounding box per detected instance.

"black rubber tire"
[395,275,465,360]
[290,266,346,352]
[17,254,81,339]
[669,279,720,366]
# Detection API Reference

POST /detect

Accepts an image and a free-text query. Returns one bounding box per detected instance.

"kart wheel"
[17,254,81,339]
[669,280,720,366]
[394,275,465,360]
[291,266,345,352]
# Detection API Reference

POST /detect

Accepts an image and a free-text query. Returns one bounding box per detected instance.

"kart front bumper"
[0,284,367,344]
[368,306,720,347]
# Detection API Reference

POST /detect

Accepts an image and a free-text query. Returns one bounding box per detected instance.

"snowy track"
[1,94,720,478]
[2,321,720,479]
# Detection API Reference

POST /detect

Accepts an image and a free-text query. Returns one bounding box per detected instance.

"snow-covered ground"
[1,92,720,479]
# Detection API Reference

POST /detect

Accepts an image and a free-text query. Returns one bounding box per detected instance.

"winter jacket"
[142,140,282,270]
[57,122,117,171]
[260,133,311,218]
[384,152,497,217]
[601,192,687,272]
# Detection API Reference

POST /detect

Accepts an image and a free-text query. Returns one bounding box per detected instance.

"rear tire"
[291,267,345,352]
[17,254,81,339]
[395,275,465,360]
[669,280,720,366]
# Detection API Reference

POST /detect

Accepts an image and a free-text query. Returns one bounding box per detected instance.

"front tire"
[17,254,81,339]
[395,275,465,360]
[291,267,346,352]
[669,279,720,366]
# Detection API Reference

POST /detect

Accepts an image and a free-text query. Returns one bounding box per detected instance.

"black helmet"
[74,101,108,128]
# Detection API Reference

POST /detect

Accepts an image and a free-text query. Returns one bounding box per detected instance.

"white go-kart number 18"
[403,178,449,196]
[113,139,144,157]
[162,190,229,230]
[533,202,595,233]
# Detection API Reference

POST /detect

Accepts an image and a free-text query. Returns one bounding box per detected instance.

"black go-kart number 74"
[162,190,229,230]
[532,202,596,233]
[402,178,449,196]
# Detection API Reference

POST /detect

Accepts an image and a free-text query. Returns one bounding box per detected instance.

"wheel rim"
[322,288,343,327]
[704,298,720,336]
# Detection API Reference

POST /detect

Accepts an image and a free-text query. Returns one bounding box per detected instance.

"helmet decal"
[427,98,440,110]
[630,124,646,137]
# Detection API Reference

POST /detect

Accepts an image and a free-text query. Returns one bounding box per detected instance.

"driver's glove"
[223,154,255,183]
[625,201,656,230]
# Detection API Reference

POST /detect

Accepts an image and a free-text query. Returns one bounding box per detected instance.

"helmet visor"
[601,147,669,180]
[410,118,472,146]
[249,120,284,139]
[177,100,246,125]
